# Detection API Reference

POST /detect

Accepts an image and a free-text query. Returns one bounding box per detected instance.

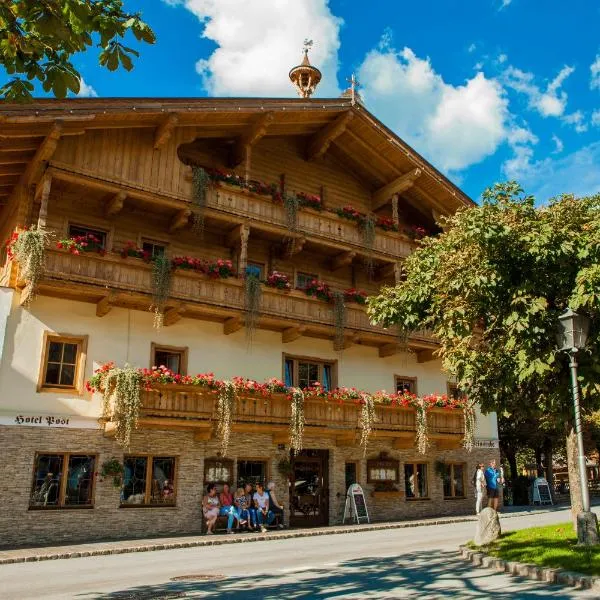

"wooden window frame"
[283,353,338,390]
[394,375,418,395]
[236,457,271,489]
[443,462,467,499]
[140,237,169,259]
[29,452,97,510]
[447,382,466,400]
[38,332,88,395]
[366,454,400,484]
[150,343,188,375]
[404,461,430,501]
[66,223,110,250]
[295,269,320,290]
[120,454,178,508]
[246,261,266,279]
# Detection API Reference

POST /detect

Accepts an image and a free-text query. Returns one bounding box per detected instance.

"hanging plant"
[150,255,172,329]
[332,291,346,351]
[463,403,476,452]
[359,393,375,456]
[8,226,52,305]
[244,268,262,345]
[360,215,376,274]
[283,194,300,232]
[100,458,125,488]
[100,365,143,448]
[191,165,211,234]
[415,400,429,454]
[216,380,237,455]
[289,388,305,452]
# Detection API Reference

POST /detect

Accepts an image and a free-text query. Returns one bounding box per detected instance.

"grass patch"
[469,522,600,576]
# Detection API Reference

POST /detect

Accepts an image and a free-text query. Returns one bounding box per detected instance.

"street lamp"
[556,308,598,545]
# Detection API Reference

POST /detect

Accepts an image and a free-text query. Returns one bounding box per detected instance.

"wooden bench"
[203,511,284,533]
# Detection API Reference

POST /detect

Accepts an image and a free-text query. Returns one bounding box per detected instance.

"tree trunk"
[535,447,543,477]
[543,438,555,501]
[566,425,583,524]
[506,450,518,487]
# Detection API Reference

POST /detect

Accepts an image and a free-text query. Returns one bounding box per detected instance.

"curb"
[0,506,570,566]
[458,545,600,592]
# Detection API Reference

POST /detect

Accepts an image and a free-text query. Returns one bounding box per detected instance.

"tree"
[368,182,600,519]
[0,1,155,101]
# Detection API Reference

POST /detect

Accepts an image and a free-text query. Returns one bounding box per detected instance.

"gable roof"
[0,97,474,213]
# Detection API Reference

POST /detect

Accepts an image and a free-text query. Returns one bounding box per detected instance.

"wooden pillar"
[36,174,52,229]
[391,193,399,228]
[393,261,403,285]
[238,224,250,276]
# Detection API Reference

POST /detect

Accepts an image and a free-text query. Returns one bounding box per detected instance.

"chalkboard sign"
[532,478,553,506]
[343,483,370,524]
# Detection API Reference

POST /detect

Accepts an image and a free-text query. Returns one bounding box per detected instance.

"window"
[345,462,358,491]
[38,333,87,393]
[237,460,268,489]
[395,376,417,395]
[68,225,107,250]
[284,355,335,391]
[29,453,96,509]
[405,463,428,499]
[204,458,233,485]
[447,383,465,400]
[142,240,166,259]
[245,261,265,279]
[121,456,177,506]
[151,343,188,375]
[443,463,466,499]
[296,271,318,289]
[367,453,399,490]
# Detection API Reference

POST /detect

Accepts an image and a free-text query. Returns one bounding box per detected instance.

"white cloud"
[591,55,600,90]
[502,125,538,180]
[511,142,600,200]
[499,0,512,10]
[358,42,510,172]
[503,64,575,118]
[176,0,342,96]
[551,134,563,154]
[562,110,587,133]
[77,78,98,98]
[592,110,600,127]
[468,43,476,53]
[497,54,508,64]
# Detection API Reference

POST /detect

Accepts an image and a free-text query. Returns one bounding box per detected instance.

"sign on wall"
[342,483,370,524]
[0,414,99,429]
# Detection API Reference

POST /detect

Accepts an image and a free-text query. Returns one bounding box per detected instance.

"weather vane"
[303,39,314,52]
[346,73,361,105]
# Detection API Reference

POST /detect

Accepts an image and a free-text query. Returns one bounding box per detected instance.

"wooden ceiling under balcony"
[0,98,473,215]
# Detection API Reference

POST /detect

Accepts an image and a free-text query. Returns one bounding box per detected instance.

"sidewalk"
[0,504,566,565]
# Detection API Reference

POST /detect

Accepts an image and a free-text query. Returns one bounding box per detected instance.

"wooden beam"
[435,439,461,450]
[34,173,52,228]
[393,437,415,449]
[223,316,243,335]
[330,250,356,271]
[379,343,399,358]
[272,432,289,445]
[334,333,360,351]
[19,283,33,307]
[105,191,126,218]
[163,304,185,326]
[372,168,422,211]
[375,262,396,282]
[307,111,354,161]
[194,429,213,442]
[416,349,437,363]
[169,208,191,233]
[24,123,62,186]
[226,223,245,248]
[0,151,32,165]
[282,325,306,344]
[96,293,116,317]
[336,435,356,447]
[233,112,274,166]
[153,113,179,150]
[0,137,43,152]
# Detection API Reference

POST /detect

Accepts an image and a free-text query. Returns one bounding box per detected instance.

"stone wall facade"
[0,425,500,547]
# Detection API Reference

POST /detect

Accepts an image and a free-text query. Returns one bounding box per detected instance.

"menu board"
[343,483,370,524]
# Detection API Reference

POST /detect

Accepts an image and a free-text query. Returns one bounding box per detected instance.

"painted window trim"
[394,375,418,396]
[37,332,88,395]
[150,342,189,375]
[282,353,338,390]
[404,461,430,501]
[120,454,178,508]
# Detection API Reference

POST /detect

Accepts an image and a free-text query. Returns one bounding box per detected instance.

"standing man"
[474,462,486,514]
[485,459,501,511]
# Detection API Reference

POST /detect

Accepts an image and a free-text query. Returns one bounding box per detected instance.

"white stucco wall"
[0,295,499,439]
[0,287,13,364]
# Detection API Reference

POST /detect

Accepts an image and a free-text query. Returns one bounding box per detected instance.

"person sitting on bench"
[244,483,258,531]
[219,483,240,534]
[234,487,249,530]
[253,482,275,532]
[202,483,220,535]
[267,481,284,528]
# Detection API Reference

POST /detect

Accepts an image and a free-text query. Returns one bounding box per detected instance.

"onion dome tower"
[289,39,322,98]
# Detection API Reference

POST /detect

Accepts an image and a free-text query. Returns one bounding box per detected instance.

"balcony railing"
[137,385,465,440]
[209,184,415,259]
[27,250,436,347]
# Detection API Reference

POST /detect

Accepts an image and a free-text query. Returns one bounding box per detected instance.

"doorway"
[289,449,329,527]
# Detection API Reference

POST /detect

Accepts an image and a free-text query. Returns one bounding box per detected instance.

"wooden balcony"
[15,250,437,354]
[209,183,415,260]
[128,385,465,447]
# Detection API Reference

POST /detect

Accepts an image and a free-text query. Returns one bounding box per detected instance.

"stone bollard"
[473,507,501,546]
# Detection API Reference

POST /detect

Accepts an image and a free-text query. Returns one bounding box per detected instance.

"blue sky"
[4,0,600,202]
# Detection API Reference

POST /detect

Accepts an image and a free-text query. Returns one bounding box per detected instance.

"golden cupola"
[289,40,322,98]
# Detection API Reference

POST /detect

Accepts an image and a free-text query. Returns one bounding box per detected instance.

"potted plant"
[101,457,124,488]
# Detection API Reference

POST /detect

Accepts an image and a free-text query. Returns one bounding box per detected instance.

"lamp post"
[556,308,598,545]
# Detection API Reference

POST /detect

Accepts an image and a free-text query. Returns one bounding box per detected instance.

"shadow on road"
[78,549,582,599]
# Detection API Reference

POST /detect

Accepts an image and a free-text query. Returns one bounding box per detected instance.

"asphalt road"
[1,507,598,599]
